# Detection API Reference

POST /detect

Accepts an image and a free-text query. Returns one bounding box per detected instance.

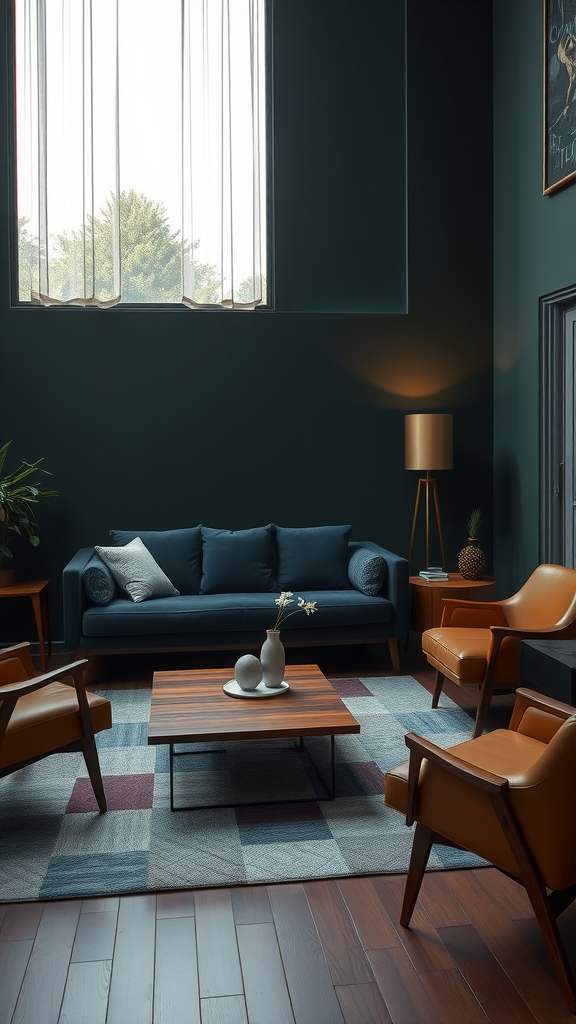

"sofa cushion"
[82,555,116,606]
[96,537,180,603]
[200,525,276,594]
[275,525,352,590]
[348,547,387,596]
[109,528,202,594]
[81,589,392,636]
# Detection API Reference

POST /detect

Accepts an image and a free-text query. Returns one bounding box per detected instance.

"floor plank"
[57,960,111,1024]
[443,869,575,1023]
[231,886,273,925]
[71,908,118,963]
[200,995,248,1024]
[304,880,374,986]
[156,891,196,919]
[268,883,345,1024]
[367,946,442,1024]
[153,916,200,1024]
[473,867,533,919]
[418,968,490,1024]
[195,889,243,999]
[437,923,541,1024]
[80,896,120,915]
[334,982,393,1024]
[416,871,471,928]
[372,876,456,974]
[337,877,401,952]
[236,922,295,1024]
[106,895,156,1024]
[0,902,44,941]
[12,901,82,1024]
[0,939,34,1024]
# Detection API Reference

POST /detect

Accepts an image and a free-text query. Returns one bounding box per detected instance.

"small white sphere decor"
[234,654,263,691]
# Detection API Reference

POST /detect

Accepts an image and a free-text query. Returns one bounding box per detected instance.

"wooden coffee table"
[148,663,360,811]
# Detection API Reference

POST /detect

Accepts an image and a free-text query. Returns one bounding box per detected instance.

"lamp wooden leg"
[400,823,434,927]
[431,670,445,708]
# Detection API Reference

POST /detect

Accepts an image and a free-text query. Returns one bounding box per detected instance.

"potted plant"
[0,441,59,586]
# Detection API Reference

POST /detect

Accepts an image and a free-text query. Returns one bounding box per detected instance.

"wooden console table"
[410,573,497,632]
[0,579,52,670]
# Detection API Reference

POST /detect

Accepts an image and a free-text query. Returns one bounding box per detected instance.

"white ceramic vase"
[260,629,285,688]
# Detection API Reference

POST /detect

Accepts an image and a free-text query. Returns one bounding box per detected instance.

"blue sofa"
[62,525,408,676]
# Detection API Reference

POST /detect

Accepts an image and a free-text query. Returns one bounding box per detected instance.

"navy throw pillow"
[275,525,352,590]
[348,547,387,596]
[200,525,276,594]
[110,528,202,594]
[82,554,116,606]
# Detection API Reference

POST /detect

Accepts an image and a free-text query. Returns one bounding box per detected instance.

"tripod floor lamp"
[405,413,453,569]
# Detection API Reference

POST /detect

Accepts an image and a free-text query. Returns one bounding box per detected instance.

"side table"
[410,573,497,632]
[0,579,52,670]
[521,639,576,705]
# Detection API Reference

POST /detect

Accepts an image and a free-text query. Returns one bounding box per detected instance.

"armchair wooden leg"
[81,733,107,813]
[400,823,434,927]
[490,793,576,1013]
[431,671,445,709]
[473,677,495,738]
[388,638,400,674]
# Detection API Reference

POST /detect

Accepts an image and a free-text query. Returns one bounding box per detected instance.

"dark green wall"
[493,0,576,595]
[1,1,494,644]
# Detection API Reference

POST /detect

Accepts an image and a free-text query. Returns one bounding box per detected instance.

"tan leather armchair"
[0,642,112,811]
[384,687,576,1013]
[423,563,576,737]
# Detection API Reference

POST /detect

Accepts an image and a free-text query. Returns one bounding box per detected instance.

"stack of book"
[419,567,449,581]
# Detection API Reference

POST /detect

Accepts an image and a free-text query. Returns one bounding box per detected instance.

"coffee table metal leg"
[167,735,337,811]
[297,734,335,801]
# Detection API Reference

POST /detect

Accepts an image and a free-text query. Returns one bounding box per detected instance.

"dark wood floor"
[1,640,574,1024]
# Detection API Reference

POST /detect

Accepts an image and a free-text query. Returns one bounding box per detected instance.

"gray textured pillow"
[95,537,179,603]
[348,548,387,596]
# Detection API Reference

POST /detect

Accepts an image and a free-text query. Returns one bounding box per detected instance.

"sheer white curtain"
[16,0,120,306]
[16,0,266,308]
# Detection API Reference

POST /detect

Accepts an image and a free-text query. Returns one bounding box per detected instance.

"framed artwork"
[544,0,576,194]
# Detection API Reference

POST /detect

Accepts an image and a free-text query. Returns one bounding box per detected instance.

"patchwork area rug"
[0,675,486,901]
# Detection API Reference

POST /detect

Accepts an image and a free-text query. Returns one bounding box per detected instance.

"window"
[14,0,267,308]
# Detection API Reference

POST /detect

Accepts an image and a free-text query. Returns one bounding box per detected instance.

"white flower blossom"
[272,593,318,630]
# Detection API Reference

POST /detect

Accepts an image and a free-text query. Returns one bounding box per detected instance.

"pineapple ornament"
[458,508,486,580]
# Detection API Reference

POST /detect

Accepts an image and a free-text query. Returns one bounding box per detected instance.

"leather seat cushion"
[384,729,548,878]
[422,627,492,681]
[0,682,112,768]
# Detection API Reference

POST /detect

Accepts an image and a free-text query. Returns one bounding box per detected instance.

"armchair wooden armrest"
[404,731,508,826]
[440,599,508,628]
[0,660,90,746]
[0,660,88,700]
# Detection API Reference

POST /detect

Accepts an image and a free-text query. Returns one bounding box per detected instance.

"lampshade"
[405,413,453,471]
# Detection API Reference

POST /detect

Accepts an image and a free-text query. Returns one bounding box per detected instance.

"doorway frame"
[539,282,576,565]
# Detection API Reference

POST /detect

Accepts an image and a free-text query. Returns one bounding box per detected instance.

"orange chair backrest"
[0,654,32,686]
[502,564,576,630]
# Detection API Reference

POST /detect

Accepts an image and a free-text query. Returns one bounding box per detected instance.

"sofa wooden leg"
[431,670,444,708]
[388,638,400,674]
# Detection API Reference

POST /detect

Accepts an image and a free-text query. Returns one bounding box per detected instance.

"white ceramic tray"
[223,679,290,699]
